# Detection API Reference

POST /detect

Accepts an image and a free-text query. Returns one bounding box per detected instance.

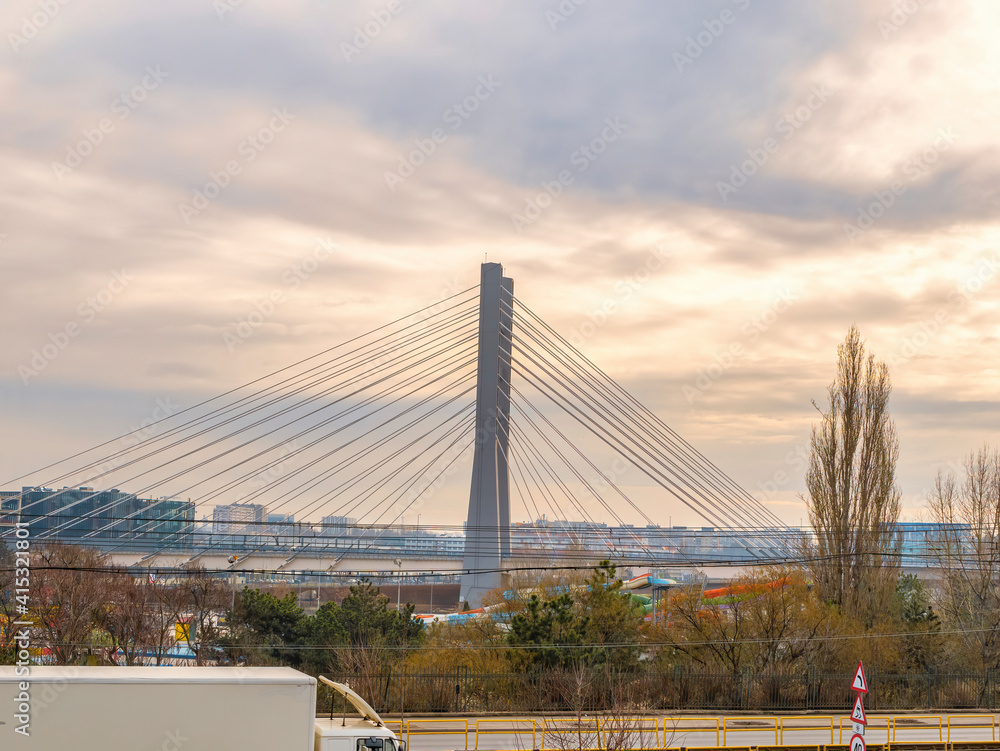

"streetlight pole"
[394,558,402,612]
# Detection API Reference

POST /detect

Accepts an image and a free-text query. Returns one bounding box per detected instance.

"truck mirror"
[364,739,384,749]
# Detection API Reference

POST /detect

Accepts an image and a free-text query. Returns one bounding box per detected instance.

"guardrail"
[404,718,469,750]
[602,717,660,749]
[474,718,536,750]
[947,716,997,742]
[542,717,602,749]
[781,717,836,745]
[473,745,998,751]
[724,717,780,746]
[893,716,944,743]
[663,717,722,747]
[840,716,892,744]
[408,713,1000,751]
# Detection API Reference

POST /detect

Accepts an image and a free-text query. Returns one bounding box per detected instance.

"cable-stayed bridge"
[1,263,791,607]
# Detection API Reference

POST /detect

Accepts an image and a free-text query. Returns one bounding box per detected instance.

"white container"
[0,665,316,750]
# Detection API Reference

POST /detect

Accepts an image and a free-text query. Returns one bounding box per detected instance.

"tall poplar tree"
[805,325,901,624]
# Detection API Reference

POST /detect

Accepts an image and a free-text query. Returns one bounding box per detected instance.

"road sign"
[851,733,867,751]
[852,660,869,694]
[851,694,868,725]
[853,722,866,736]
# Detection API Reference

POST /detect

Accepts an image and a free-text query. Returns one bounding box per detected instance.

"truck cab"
[315,678,406,751]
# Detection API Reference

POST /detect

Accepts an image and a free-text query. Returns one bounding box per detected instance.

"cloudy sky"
[1,0,998,530]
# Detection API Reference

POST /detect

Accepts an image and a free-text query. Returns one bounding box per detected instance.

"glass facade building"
[3,486,195,547]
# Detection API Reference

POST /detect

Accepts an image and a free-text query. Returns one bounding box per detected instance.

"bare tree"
[146,576,186,665]
[805,325,901,624]
[30,545,110,665]
[927,445,1000,669]
[0,540,17,662]
[95,570,179,666]
[171,566,228,665]
[663,567,831,681]
[95,571,151,665]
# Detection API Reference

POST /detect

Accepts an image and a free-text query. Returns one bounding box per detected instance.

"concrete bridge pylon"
[459,263,513,608]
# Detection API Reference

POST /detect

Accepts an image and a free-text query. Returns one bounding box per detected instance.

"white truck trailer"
[0,665,404,751]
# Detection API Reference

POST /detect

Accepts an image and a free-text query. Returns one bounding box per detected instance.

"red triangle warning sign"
[852,661,869,694]
[851,694,868,725]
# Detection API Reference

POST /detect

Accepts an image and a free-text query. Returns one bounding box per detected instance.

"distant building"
[143,497,196,546]
[1,490,21,534]
[897,521,965,567]
[212,503,267,536]
[265,513,297,545]
[320,515,358,538]
[0,486,194,546]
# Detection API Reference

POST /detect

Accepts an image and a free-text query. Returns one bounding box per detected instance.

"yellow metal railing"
[540,718,601,750]
[405,718,469,751]
[460,739,1000,751]
[947,715,997,742]
[947,741,1000,751]
[391,712,1000,751]
[780,715,835,744]
[723,717,779,746]
[841,715,892,744]
[601,717,660,749]
[892,715,944,743]
[662,717,721,747]
[474,718,537,750]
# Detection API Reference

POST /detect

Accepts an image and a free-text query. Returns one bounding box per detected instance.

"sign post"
[850,661,869,748]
